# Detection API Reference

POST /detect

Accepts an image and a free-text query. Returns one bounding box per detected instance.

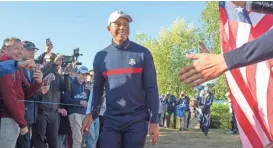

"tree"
[200,1,228,100]
[136,19,200,98]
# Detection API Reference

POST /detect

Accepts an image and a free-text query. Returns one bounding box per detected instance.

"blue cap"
[77,66,89,74]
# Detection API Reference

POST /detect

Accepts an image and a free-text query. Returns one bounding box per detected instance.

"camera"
[61,48,83,68]
[73,48,82,57]
[62,55,73,63]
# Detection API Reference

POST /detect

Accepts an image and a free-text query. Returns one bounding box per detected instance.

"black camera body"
[61,48,83,68]
[62,55,73,63]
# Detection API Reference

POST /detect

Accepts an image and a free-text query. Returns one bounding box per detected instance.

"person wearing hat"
[196,86,214,136]
[82,10,160,148]
[63,66,90,148]
[177,91,190,131]
[15,41,41,148]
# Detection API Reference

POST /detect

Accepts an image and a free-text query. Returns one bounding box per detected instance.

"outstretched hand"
[18,60,36,70]
[179,42,228,87]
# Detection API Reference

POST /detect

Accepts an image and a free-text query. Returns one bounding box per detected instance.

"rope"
[1,98,84,107]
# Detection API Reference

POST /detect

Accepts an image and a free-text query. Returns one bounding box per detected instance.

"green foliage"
[136,19,200,98]
[135,2,229,100]
[200,1,220,54]
[200,1,228,100]
[210,76,228,100]
[210,103,230,129]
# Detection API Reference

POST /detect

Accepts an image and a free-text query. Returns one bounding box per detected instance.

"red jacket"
[0,55,43,128]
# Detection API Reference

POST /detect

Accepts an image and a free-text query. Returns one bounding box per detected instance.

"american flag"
[219,1,273,148]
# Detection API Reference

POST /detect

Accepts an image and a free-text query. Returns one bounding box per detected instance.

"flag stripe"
[248,12,265,27]
[236,120,253,148]
[256,62,271,131]
[267,72,273,138]
[225,36,271,142]
[228,21,238,49]
[228,70,270,145]
[219,2,273,147]
[251,15,273,38]
[226,71,265,147]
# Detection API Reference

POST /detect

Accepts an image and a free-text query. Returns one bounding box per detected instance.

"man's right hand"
[18,60,36,70]
[179,42,228,87]
[21,126,29,135]
[81,113,93,135]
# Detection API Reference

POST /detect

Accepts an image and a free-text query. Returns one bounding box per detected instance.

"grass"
[145,128,242,148]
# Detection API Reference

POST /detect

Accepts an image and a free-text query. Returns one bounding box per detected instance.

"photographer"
[16,41,43,148]
[31,54,69,148]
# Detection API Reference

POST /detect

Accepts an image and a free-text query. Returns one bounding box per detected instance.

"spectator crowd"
[0,37,106,148]
[158,85,214,136]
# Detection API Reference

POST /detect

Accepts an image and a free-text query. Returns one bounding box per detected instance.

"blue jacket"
[23,69,39,124]
[165,95,177,111]
[91,39,159,124]
[177,96,190,111]
[0,60,17,77]
[63,77,89,115]
[197,93,214,109]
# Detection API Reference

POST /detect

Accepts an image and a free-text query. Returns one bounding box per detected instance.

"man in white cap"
[82,10,160,148]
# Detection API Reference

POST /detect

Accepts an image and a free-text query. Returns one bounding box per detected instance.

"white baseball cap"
[108,10,133,26]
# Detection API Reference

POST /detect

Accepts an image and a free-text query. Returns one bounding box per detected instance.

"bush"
[210,103,230,129]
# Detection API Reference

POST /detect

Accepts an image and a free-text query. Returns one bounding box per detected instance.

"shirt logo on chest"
[129,58,136,66]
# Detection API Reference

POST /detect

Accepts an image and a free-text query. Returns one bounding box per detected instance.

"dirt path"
[145,128,242,148]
